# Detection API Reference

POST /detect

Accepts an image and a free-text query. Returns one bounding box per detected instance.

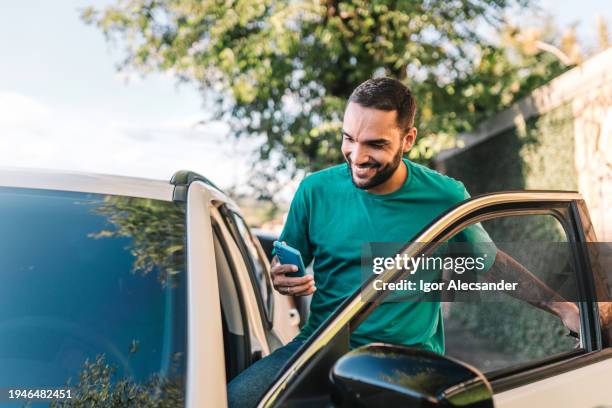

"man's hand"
[552,301,580,336]
[271,255,316,296]
[599,302,612,329]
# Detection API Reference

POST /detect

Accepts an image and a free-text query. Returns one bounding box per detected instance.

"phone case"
[273,241,306,278]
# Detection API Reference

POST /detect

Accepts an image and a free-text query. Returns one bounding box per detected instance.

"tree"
[50,354,184,407]
[89,196,186,287]
[82,0,567,198]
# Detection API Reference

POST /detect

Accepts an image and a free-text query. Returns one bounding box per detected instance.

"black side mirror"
[330,343,493,408]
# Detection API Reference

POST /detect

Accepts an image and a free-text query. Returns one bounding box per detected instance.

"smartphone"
[273,241,306,278]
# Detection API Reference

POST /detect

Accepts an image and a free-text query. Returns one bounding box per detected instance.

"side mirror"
[330,343,493,408]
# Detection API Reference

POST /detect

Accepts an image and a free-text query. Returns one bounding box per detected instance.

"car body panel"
[185,181,227,408]
[210,205,271,356]
[0,166,174,201]
[185,180,301,408]
[494,356,612,407]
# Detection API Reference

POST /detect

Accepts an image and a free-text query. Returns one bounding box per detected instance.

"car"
[0,169,610,407]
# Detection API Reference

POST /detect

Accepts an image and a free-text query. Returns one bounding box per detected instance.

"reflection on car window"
[0,187,187,406]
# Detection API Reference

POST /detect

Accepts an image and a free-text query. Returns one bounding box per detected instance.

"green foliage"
[452,299,576,362]
[89,196,186,287]
[447,217,577,367]
[82,0,568,196]
[49,355,184,407]
[440,102,576,193]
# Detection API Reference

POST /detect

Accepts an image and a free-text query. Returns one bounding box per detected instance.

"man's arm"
[485,249,580,334]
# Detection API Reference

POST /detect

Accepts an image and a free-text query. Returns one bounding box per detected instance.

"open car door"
[256,191,612,408]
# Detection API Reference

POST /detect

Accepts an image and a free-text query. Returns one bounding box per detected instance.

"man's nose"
[350,144,370,165]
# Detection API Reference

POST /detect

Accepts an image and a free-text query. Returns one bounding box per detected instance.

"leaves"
[50,354,184,407]
[89,196,186,287]
[82,0,569,197]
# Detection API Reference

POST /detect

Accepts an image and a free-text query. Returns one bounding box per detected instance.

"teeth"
[354,166,374,177]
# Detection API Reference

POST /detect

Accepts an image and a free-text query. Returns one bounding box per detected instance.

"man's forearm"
[484,249,576,318]
[485,250,612,333]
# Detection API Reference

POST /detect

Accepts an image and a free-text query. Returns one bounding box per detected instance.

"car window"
[360,212,582,374]
[442,213,581,373]
[221,207,274,324]
[0,187,187,406]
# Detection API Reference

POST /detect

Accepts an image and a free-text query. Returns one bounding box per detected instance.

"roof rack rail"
[170,170,223,202]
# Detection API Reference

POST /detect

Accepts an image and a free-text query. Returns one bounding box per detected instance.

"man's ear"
[402,127,417,153]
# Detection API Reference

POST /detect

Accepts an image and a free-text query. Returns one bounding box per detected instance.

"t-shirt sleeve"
[450,184,497,272]
[277,180,314,266]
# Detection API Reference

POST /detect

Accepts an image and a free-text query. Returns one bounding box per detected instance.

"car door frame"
[210,205,272,358]
[218,206,275,332]
[256,191,610,408]
[183,180,228,408]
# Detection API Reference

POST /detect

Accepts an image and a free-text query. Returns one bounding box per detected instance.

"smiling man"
[227,77,580,408]
[342,81,416,194]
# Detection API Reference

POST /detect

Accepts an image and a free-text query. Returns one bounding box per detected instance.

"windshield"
[0,187,187,406]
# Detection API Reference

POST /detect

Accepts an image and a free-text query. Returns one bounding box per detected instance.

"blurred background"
[1,0,610,237]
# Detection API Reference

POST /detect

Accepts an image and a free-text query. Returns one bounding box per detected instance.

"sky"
[533,0,611,46]
[0,0,610,191]
[0,0,255,190]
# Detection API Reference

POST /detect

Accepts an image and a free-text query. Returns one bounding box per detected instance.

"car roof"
[0,166,175,201]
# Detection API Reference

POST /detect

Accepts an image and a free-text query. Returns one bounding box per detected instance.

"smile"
[353,166,377,178]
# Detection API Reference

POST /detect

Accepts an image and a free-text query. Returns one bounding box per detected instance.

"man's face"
[341,102,415,190]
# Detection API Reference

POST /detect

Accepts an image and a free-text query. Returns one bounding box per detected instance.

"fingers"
[293,284,316,296]
[272,272,316,297]
[274,274,313,288]
[278,282,316,297]
[271,263,298,276]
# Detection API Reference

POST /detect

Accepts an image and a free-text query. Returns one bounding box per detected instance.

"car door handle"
[251,350,262,363]
[288,308,301,327]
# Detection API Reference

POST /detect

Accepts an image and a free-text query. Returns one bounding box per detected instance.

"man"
[227,77,580,408]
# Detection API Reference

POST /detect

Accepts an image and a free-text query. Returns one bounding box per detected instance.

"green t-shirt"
[279,158,493,354]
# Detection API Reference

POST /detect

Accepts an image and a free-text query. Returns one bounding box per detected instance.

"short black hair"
[348,77,417,131]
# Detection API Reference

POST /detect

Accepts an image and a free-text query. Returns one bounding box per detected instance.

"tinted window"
[0,187,187,406]
[354,212,581,374]
[442,214,580,373]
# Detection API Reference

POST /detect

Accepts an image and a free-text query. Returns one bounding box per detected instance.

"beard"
[346,147,404,190]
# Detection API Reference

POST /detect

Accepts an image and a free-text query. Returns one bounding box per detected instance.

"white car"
[0,168,610,407]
